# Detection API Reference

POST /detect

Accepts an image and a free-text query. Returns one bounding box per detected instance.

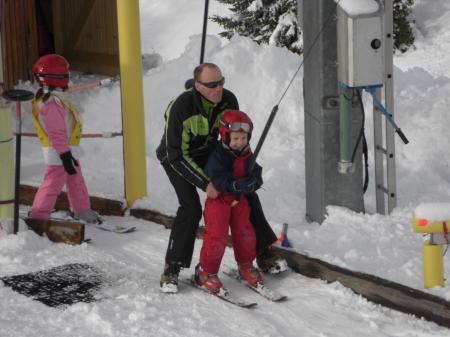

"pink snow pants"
[30,164,90,220]
[199,195,256,274]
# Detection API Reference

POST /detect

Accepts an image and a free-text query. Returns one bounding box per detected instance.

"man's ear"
[185,78,195,90]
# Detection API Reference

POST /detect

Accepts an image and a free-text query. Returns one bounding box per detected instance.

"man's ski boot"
[238,262,263,286]
[256,246,288,274]
[195,264,223,293]
[73,209,101,225]
[160,263,180,293]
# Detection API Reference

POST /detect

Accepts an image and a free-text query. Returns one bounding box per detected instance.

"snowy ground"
[2,0,450,336]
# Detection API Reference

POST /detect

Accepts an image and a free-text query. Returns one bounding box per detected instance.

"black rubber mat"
[0,263,103,307]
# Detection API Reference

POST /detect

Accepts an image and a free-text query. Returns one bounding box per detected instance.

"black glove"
[60,151,79,175]
[249,163,263,191]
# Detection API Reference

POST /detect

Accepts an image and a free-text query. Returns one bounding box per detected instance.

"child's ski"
[91,221,136,234]
[181,275,257,309]
[223,269,287,302]
[55,212,136,234]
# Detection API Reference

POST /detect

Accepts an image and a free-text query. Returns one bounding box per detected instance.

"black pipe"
[2,89,34,234]
[248,104,279,172]
[13,102,21,234]
[200,0,210,64]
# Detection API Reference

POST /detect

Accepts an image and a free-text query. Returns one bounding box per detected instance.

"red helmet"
[33,54,70,89]
[219,110,253,144]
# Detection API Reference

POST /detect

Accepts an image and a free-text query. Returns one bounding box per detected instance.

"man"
[156,63,287,293]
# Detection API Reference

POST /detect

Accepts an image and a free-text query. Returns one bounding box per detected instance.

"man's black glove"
[60,151,79,175]
[249,163,263,191]
[232,164,263,194]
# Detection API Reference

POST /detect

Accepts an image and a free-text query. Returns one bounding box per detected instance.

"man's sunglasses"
[197,77,225,89]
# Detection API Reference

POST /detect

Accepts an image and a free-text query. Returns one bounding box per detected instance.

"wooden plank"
[19,184,125,216]
[24,218,85,245]
[274,248,450,328]
[65,0,95,48]
[24,0,38,79]
[4,0,16,88]
[129,208,232,246]
[130,208,174,229]
[52,0,64,54]
[64,49,119,75]
[130,207,450,329]
[52,0,119,76]
[2,0,37,89]
[0,0,4,86]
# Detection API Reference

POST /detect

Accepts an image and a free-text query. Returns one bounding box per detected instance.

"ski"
[91,220,136,234]
[54,212,136,234]
[181,275,257,309]
[223,269,287,302]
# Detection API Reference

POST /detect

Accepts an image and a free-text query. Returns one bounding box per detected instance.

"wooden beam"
[130,207,450,329]
[19,184,125,216]
[64,0,96,48]
[24,218,85,245]
[274,247,450,328]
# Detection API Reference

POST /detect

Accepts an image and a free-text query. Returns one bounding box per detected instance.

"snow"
[1,0,450,336]
[415,203,450,222]
[335,0,380,16]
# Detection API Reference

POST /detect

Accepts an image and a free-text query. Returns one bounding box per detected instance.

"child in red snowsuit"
[29,54,99,224]
[195,110,264,293]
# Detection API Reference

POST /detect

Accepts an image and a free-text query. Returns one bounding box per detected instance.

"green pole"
[338,89,354,173]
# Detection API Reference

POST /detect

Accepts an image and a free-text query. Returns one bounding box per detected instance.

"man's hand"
[206,182,219,199]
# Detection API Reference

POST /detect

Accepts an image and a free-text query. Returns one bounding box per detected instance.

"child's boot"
[238,262,263,286]
[74,209,101,224]
[195,264,223,293]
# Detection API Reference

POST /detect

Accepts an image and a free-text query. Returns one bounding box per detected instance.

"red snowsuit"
[199,145,258,274]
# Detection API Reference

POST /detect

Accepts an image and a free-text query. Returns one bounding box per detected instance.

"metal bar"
[384,0,397,213]
[13,101,21,234]
[248,105,279,171]
[372,87,385,214]
[15,131,123,138]
[200,0,209,64]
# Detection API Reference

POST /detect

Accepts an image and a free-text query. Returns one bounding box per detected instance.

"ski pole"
[233,104,279,204]
[365,86,409,144]
[247,104,279,171]
[66,77,117,94]
[2,89,34,234]
[199,0,210,64]
[15,131,123,139]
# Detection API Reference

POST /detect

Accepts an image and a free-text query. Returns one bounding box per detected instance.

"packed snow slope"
[2,0,450,336]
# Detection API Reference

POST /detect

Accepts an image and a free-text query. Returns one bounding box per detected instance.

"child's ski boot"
[195,264,224,293]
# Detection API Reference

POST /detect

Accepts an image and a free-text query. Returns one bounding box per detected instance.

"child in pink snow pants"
[195,110,264,293]
[30,54,97,223]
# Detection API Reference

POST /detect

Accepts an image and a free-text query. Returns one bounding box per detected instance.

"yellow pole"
[116,0,147,206]
[423,240,444,288]
[0,100,14,222]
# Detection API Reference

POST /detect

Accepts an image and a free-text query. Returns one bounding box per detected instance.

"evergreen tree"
[211,0,302,54]
[393,0,415,53]
[212,0,414,55]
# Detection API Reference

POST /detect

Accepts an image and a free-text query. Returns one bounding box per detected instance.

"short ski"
[181,276,257,309]
[56,212,136,234]
[92,221,136,234]
[223,269,287,302]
